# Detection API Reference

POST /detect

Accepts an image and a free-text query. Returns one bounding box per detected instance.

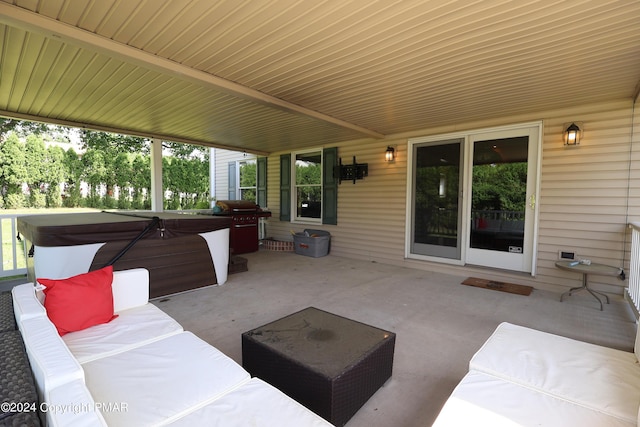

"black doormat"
[462,277,533,296]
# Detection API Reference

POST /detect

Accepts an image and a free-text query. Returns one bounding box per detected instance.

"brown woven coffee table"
[242,307,395,427]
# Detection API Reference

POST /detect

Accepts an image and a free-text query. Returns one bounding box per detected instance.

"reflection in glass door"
[411,139,463,259]
[470,137,528,253]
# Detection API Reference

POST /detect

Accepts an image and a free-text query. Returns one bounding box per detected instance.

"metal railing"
[0,213,27,278]
[627,223,640,316]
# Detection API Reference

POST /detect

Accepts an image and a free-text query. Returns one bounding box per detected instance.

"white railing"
[0,213,27,278]
[627,223,640,317]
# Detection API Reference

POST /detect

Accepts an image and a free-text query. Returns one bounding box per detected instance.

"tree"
[81,130,149,155]
[44,146,66,208]
[0,121,212,210]
[163,141,207,159]
[192,156,210,208]
[82,150,107,208]
[239,161,256,202]
[472,162,527,212]
[163,157,179,209]
[0,132,27,208]
[295,159,321,203]
[0,118,47,142]
[162,146,210,209]
[24,135,47,208]
[62,148,84,207]
[131,154,150,209]
[81,131,149,207]
[114,153,133,209]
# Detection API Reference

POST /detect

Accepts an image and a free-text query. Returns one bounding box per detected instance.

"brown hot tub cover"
[18,212,231,298]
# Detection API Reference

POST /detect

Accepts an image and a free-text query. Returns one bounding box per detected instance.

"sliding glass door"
[411,139,463,259]
[465,127,539,272]
[408,124,540,273]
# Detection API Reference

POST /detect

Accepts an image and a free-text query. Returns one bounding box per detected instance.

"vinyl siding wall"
[255,100,639,295]
[212,149,258,202]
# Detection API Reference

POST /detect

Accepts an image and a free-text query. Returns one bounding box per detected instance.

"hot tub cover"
[18,212,231,247]
[17,212,232,298]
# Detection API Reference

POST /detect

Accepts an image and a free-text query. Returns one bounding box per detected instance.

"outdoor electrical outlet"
[558,251,576,260]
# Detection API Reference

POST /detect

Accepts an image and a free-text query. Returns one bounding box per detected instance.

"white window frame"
[292,149,323,224]
[236,158,257,202]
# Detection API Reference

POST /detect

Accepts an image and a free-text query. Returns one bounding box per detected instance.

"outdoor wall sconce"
[563,122,582,146]
[385,146,395,161]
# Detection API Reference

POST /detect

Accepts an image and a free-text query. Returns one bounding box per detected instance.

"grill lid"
[215,200,259,213]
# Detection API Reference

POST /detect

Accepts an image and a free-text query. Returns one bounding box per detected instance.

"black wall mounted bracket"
[337,156,368,184]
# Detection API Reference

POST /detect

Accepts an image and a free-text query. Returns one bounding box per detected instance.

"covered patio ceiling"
[1,0,639,155]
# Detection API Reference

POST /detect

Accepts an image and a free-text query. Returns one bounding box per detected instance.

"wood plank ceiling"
[1,0,639,154]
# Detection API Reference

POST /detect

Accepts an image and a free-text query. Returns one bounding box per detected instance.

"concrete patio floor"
[153,249,637,427]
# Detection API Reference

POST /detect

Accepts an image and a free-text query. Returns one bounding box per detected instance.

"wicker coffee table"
[242,307,395,427]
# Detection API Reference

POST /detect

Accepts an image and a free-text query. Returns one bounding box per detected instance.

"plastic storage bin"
[293,229,331,257]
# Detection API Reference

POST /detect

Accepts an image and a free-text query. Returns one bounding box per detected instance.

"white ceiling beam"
[0,3,384,140]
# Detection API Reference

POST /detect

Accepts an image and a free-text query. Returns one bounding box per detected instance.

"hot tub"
[17,212,231,298]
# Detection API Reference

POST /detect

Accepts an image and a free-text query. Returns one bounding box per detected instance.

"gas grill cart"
[213,200,271,254]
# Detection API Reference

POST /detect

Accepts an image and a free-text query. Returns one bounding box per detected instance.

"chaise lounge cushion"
[432,371,634,427]
[469,322,640,424]
[82,331,251,426]
[167,378,334,427]
[38,266,118,336]
[63,303,183,364]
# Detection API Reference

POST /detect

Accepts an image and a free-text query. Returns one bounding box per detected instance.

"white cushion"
[111,268,150,312]
[11,282,46,324]
[19,316,84,400]
[63,303,183,363]
[82,332,250,426]
[167,378,334,427]
[432,371,634,427]
[12,267,150,325]
[46,379,108,427]
[470,322,640,424]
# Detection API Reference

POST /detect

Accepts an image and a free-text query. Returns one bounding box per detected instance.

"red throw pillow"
[38,266,118,336]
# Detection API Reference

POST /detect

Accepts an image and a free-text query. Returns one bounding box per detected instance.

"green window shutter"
[322,147,338,225]
[279,154,291,221]
[227,161,236,199]
[257,157,267,208]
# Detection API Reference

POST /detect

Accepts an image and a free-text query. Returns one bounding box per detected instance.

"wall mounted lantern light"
[563,122,582,146]
[385,146,395,162]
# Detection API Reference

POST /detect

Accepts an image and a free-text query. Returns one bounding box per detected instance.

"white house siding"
[536,101,638,295]
[256,100,639,295]
[212,149,258,202]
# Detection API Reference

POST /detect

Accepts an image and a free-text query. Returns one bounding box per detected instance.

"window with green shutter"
[279,147,337,224]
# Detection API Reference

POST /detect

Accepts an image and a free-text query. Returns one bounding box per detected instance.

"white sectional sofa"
[11,268,333,426]
[432,322,640,426]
